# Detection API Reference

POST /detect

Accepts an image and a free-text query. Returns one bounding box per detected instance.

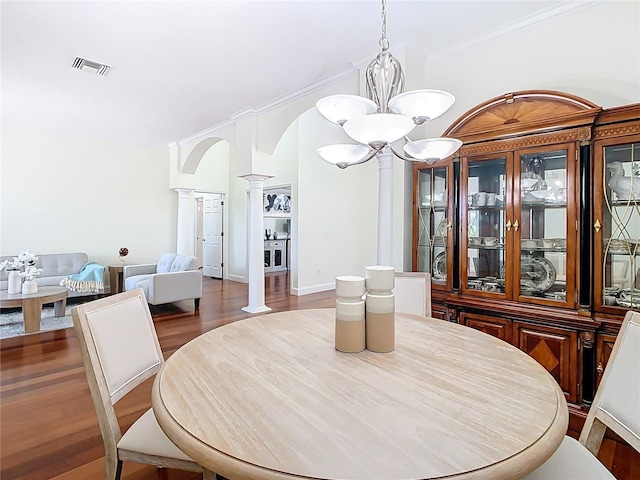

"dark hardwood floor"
[1,273,638,480]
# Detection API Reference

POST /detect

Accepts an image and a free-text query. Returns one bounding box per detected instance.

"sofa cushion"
[38,253,89,278]
[125,274,153,294]
[169,255,198,272]
[37,276,67,287]
[156,254,177,274]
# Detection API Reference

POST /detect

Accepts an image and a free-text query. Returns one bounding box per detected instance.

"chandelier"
[316,0,462,169]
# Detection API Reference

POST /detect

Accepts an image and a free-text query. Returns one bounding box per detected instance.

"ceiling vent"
[72,57,111,76]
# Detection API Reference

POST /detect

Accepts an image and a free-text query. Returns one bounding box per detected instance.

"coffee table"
[0,286,69,334]
[153,308,568,480]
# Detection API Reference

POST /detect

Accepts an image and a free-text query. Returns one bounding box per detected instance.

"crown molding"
[427,0,602,62]
[173,67,359,147]
[172,2,598,148]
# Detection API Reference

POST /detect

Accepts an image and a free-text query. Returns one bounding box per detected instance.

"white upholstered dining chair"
[72,289,217,480]
[394,272,432,317]
[524,309,640,479]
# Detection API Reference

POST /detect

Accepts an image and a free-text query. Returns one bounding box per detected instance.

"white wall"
[418,1,640,139]
[295,108,378,295]
[0,124,175,266]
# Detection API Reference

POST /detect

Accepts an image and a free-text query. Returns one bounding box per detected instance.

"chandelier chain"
[380,0,389,51]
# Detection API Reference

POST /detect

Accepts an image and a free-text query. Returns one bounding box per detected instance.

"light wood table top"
[0,286,68,333]
[153,309,567,480]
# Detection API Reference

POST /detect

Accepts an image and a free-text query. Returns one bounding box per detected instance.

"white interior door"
[203,193,223,278]
[195,197,204,269]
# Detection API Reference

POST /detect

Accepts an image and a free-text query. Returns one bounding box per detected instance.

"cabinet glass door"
[416,166,449,287]
[596,140,640,312]
[463,157,508,295]
[516,149,573,305]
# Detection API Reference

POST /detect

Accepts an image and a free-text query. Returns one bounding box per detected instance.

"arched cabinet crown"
[444,90,602,149]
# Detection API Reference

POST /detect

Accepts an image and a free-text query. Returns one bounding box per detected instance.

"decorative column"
[377,152,393,266]
[175,188,195,257]
[241,175,272,314]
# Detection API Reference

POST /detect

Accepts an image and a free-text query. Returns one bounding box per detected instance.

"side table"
[108,265,124,294]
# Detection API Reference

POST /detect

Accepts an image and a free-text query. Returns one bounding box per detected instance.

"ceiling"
[1,0,572,147]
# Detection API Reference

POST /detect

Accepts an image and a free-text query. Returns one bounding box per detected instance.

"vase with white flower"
[20,265,43,294]
[0,257,24,294]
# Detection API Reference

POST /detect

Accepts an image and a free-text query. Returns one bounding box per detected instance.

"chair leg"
[194,298,200,310]
[203,469,218,480]
[112,459,123,480]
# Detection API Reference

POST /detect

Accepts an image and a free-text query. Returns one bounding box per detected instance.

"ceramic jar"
[365,265,395,353]
[22,279,37,294]
[335,276,366,353]
[7,270,22,294]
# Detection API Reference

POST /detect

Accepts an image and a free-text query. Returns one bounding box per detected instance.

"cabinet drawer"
[265,241,283,248]
[430,303,448,321]
[461,312,511,342]
[513,321,578,403]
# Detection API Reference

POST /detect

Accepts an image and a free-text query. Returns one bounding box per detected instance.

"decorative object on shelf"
[265,228,271,240]
[315,0,461,169]
[432,252,447,280]
[519,255,556,294]
[521,171,550,203]
[272,232,278,240]
[607,161,640,200]
[433,191,447,207]
[118,247,129,266]
[604,238,636,254]
[364,265,395,353]
[483,237,498,247]
[334,275,366,353]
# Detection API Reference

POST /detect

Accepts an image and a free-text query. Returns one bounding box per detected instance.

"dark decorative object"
[119,247,129,265]
[263,193,291,214]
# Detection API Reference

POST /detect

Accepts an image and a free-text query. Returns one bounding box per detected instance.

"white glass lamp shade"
[317,144,372,168]
[403,138,463,162]
[389,89,455,122]
[343,114,415,148]
[316,95,377,126]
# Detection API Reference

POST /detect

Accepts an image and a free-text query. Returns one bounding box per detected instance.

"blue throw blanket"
[59,262,105,293]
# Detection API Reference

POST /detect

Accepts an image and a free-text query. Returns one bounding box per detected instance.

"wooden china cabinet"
[412,91,640,417]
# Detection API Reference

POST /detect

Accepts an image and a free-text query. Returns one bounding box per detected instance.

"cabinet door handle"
[506,220,512,231]
[446,222,453,230]
[513,220,519,232]
[596,362,604,374]
[594,219,602,233]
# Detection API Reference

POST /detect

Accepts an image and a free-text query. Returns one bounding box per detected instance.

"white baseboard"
[227,274,246,283]
[291,282,335,296]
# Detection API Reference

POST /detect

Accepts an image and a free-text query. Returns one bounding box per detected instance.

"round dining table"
[152,309,567,480]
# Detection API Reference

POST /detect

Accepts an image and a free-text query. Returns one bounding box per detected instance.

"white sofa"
[0,252,109,298]
[123,253,202,310]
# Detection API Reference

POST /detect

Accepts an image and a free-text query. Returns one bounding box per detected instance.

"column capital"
[239,174,274,184]
[174,188,194,198]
